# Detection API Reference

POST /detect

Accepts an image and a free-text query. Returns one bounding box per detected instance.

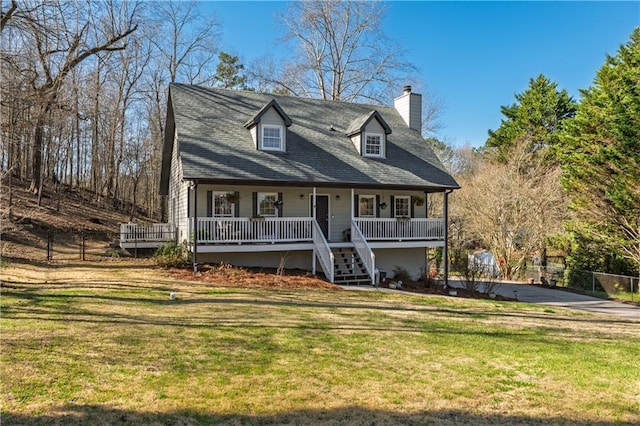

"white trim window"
[359,195,375,218]
[394,196,410,217]
[261,125,283,151]
[258,193,278,216]
[214,193,234,217]
[364,133,383,157]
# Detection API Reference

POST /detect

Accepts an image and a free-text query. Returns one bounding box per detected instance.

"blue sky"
[205,1,639,147]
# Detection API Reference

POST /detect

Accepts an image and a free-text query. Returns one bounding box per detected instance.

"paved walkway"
[343,281,640,320]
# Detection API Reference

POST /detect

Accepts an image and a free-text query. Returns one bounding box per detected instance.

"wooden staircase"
[332,247,372,285]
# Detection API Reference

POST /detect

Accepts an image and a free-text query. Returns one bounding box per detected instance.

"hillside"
[1,178,152,262]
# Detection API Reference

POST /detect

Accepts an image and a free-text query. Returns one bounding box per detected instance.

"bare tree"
[453,140,566,279]
[251,0,414,104]
[1,0,18,31]
[146,0,221,85]
[2,1,138,199]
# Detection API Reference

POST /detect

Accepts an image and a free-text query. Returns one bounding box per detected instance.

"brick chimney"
[393,85,422,132]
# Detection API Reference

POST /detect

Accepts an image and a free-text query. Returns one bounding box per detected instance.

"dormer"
[244,99,293,152]
[345,110,392,159]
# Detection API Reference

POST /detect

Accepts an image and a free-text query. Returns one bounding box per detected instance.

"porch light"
[335,195,340,200]
[275,200,283,208]
[379,202,387,210]
[300,194,305,199]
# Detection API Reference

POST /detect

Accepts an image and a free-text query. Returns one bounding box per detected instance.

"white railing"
[190,217,313,244]
[312,220,335,283]
[351,219,375,284]
[120,223,176,243]
[353,218,444,240]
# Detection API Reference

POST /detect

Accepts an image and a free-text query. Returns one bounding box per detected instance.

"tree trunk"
[29,113,45,195]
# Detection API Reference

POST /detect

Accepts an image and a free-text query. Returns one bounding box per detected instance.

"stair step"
[334,275,372,285]
[330,246,372,285]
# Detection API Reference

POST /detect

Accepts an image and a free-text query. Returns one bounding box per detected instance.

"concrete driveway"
[447,279,640,320]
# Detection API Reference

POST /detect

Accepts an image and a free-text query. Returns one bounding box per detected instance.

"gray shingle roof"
[162,84,459,193]
[345,110,391,137]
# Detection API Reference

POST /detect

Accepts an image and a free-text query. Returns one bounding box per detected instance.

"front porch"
[120,217,444,251]
[120,216,445,284]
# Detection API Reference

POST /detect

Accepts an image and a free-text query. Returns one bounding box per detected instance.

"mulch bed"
[170,263,515,300]
[169,263,342,291]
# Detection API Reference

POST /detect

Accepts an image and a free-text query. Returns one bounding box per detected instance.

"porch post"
[312,187,317,220]
[192,181,198,273]
[351,188,354,219]
[312,187,317,275]
[443,189,453,287]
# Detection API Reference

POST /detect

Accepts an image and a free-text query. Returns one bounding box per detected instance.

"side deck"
[119,223,177,249]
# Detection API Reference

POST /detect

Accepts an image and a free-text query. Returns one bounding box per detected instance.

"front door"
[312,195,330,239]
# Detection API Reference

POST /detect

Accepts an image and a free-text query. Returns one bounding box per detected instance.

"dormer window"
[244,99,292,152]
[346,110,391,159]
[365,133,383,157]
[262,125,283,151]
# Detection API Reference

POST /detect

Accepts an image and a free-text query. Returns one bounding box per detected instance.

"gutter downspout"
[443,189,454,288]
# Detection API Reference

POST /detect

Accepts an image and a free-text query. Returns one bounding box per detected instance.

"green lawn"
[1,261,639,425]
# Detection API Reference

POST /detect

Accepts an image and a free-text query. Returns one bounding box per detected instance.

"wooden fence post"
[47,231,52,262]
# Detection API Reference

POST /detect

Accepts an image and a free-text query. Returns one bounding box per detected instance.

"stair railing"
[312,220,335,283]
[351,219,375,284]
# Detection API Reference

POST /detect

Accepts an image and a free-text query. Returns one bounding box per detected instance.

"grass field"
[2,260,639,425]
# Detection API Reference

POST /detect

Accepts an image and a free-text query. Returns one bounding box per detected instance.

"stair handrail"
[351,219,375,284]
[312,220,335,283]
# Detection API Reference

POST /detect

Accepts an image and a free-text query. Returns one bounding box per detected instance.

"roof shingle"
[163,84,459,192]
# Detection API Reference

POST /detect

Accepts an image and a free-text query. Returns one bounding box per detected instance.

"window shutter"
[252,192,258,216]
[353,194,359,217]
[410,196,415,218]
[234,191,240,217]
[277,192,283,217]
[375,195,380,217]
[390,195,395,217]
[206,191,213,217]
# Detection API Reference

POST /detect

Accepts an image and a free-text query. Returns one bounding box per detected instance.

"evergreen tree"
[559,28,640,280]
[214,52,248,89]
[486,74,576,159]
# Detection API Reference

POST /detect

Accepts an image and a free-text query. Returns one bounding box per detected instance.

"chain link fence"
[569,270,639,303]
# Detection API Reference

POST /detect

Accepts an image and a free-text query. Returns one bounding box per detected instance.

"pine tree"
[486,74,576,160]
[559,27,640,279]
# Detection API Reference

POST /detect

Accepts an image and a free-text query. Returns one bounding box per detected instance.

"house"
[122,84,459,284]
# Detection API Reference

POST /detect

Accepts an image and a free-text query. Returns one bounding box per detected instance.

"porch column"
[192,181,198,273]
[312,187,317,275]
[351,188,354,219]
[312,187,317,220]
[443,189,453,287]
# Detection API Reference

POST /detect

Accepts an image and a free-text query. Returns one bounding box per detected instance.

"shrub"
[154,243,188,268]
[105,248,126,258]
[392,265,412,283]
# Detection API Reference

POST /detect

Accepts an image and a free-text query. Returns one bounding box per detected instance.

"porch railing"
[351,219,375,284]
[312,220,335,283]
[353,218,444,241]
[120,223,176,243]
[190,217,314,244]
